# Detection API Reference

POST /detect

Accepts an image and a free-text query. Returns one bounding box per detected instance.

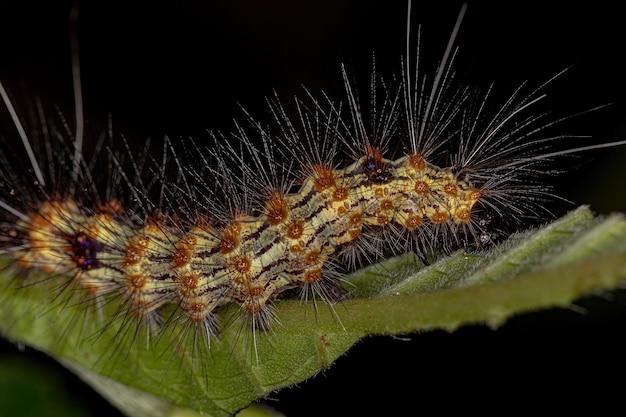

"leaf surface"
[1,206,626,416]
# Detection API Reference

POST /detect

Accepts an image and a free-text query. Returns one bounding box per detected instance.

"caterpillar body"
[1,2,626,417]
[0,2,566,346]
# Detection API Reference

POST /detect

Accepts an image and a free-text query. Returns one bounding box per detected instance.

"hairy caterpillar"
[1,2,626,417]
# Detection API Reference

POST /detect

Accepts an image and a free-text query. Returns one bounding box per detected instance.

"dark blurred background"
[1,1,626,416]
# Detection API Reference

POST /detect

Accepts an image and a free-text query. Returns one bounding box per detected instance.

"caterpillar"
[1,2,626,417]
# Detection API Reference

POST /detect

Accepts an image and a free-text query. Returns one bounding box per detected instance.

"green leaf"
[1,205,626,416]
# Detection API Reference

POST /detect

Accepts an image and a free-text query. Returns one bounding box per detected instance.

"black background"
[1,1,626,416]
